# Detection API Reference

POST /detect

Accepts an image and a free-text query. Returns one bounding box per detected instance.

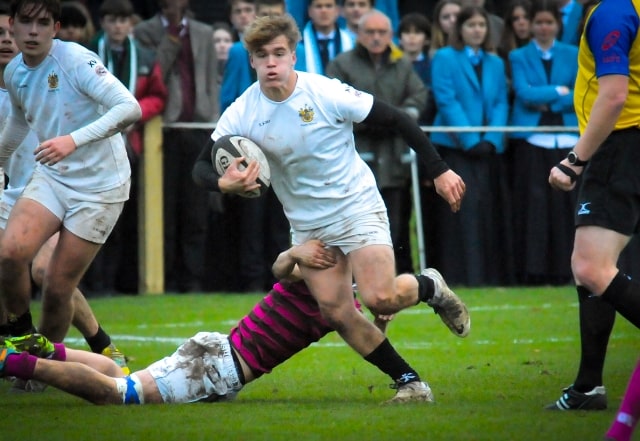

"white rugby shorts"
[146,332,243,403]
[292,210,393,255]
[19,168,129,244]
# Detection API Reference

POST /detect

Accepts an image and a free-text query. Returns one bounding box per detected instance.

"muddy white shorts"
[146,332,243,403]
[291,210,392,255]
[19,169,130,244]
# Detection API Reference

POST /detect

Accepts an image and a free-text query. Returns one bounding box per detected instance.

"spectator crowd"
[52,0,638,295]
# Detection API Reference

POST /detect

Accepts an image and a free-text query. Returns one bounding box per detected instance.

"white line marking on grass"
[401,302,578,314]
[63,332,635,349]
[66,335,189,346]
[137,321,205,329]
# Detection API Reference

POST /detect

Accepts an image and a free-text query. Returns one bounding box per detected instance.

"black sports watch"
[567,150,589,167]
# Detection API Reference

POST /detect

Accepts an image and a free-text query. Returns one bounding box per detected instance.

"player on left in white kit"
[0,0,141,344]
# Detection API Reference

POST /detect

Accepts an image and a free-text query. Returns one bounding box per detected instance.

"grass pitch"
[2,286,638,441]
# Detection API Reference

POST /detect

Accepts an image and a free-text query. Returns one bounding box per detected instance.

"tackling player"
[0,240,445,405]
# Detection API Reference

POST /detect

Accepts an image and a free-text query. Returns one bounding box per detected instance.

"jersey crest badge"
[298,104,314,123]
[48,72,59,90]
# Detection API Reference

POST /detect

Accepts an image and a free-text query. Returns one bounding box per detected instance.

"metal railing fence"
[138,121,579,293]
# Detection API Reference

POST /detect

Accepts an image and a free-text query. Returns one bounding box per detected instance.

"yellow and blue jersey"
[575,0,640,131]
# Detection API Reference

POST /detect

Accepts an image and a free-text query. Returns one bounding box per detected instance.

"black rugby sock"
[364,338,421,385]
[573,286,616,392]
[601,271,640,329]
[415,274,435,304]
[8,310,35,336]
[86,325,111,354]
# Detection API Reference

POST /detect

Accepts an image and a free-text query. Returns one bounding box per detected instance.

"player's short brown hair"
[243,14,300,53]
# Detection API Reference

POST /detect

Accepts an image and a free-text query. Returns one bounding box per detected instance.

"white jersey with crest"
[213,71,385,231]
[2,39,138,192]
[0,88,39,206]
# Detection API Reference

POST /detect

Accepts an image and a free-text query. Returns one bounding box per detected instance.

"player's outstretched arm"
[361,99,465,212]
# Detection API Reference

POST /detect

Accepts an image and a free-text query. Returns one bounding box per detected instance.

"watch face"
[568,151,577,164]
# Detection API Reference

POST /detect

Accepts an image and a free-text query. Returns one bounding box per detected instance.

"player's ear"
[53,21,61,34]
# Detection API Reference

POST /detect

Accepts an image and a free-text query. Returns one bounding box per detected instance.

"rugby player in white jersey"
[0,0,141,345]
[0,0,129,374]
[193,14,469,402]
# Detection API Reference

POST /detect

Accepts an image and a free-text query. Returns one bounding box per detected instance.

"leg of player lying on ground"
[0,240,470,404]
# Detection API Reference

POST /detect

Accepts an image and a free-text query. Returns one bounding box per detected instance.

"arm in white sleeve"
[70,94,142,147]
[69,63,142,147]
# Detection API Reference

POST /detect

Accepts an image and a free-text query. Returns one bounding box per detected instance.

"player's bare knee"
[362,292,397,316]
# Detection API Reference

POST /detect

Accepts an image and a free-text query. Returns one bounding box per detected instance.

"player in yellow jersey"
[547,0,640,413]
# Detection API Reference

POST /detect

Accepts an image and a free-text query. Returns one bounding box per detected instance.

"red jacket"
[130,59,167,155]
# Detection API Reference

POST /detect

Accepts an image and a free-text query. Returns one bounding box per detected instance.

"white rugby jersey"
[0,40,140,192]
[0,88,39,205]
[214,72,386,231]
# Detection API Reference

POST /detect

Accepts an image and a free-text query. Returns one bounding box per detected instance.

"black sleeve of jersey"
[192,138,221,192]
[361,98,450,179]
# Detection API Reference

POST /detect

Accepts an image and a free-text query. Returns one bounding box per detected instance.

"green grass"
[2,286,639,441]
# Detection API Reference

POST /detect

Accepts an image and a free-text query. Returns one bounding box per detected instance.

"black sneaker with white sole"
[545,385,607,410]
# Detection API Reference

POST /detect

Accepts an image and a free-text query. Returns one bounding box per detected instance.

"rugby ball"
[212,135,271,198]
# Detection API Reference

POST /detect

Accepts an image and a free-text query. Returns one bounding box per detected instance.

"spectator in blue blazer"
[429,5,511,286]
[508,0,578,285]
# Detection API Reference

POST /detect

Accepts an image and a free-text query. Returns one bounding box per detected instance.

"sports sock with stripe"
[364,338,421,385]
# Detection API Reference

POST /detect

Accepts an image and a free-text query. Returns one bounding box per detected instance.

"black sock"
[415,274,435,304]
[364,338,421,385]
[601,271,640,329]
[8,311,35,336]
[86,325,111,354]
[573,286,616,392]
